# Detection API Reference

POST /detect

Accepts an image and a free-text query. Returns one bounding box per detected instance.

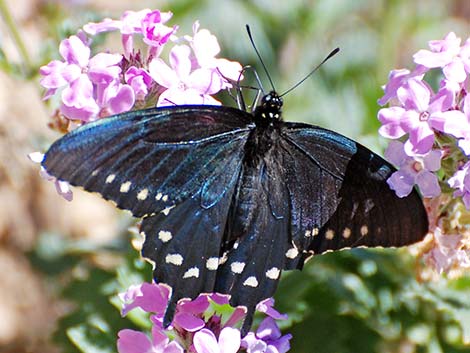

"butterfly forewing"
[280,124,428,258]
[43,106,254,217]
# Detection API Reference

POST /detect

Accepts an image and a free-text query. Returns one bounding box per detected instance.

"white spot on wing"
[156,192,163,201]
[158,230,172,242]
[206,257,219,270]
[266,267,280,280]
[183,267,199,279]
[137,188,149,200]
[120,181,132,193]
[231,262,245,274]
[91,170,99,176]
[165,253,183,266]
[305,230,312,237]
[161,205,175,216]
[325,229,335,240]
[105,174,116,184]
[312,227,319,236]
[243,276,258,287]
[285,247,299,259]
[162,194,169,202]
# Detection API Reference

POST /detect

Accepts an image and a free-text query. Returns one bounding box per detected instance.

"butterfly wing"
[42,106,254,217]
[279,123,429,268]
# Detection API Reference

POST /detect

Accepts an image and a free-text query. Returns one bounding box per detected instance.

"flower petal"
[194,329,220,353]
[415,170,441,197]
[117,329,151,353]
[218,327,241,353]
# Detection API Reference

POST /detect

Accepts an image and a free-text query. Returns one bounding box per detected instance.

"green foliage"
[276,249,470,352]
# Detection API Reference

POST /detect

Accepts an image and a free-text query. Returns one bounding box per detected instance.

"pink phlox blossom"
[448,161,470,209]
[125,66,153,100]
[256,298,288,321]
[385,140,442,198]
[188,22,243,89]
[117,326,184,353]
[413,32,469,83]
[193,327,241,353]
[241,317,292,353]
[28,152,73,201]
[141,10,177,58]
[149,44,223,106]
[378,78,469,155]
[424,227,470,273]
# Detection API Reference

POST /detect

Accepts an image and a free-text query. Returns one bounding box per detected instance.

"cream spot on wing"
[165,253,183,266]
[312,227,319,236]
[325,229,335,240]
[105,174,116,184]
[156,192,163,201]
[243,276,258,287]
[231,262,245,274]
[285,247,299,259]
[161,205,175,216]
[137,188,149,200]
[206,257,219,270]
[233,241,239,249]
[266,267,280,280]
[343,227,352,239]
[91,170,99,176]
[162,194,169,202]
[219,252,229,265]
[305,230,312,237]
[183,267,199,278]
[120,181,132,193]
[360,225,369,236]
[158,230,172,243]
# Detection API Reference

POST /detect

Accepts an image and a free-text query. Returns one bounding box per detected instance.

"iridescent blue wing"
[279,123,428,269]
[42,106,254,217]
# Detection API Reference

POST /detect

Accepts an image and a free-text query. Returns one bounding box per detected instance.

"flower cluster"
[378,32,470,274]
[39,9,242,123]
[117,282,292,353]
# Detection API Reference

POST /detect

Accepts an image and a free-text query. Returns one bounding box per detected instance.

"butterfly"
[42,89,429,333]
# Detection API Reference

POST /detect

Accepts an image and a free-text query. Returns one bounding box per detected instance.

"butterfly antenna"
[246,25,273,93]
[280,47,340,97]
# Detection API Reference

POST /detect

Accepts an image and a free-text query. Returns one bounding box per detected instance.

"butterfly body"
[42,91,428,333]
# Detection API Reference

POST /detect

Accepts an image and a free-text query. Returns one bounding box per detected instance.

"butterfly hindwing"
[42,106,254,217]
[280,123,428,259]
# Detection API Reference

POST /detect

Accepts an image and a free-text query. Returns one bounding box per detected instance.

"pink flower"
[149,45,223,106]
[141,10,177,57]
[125,66,153,100]
[193,327,241,353]
[241,317,292,353]
[413,32,468,83]
[117,327,184,353]
[448,161,470,209]
[385,141,442,198]
[189,22,242,87]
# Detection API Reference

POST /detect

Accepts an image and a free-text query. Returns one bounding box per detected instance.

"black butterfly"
[42,90,428,333]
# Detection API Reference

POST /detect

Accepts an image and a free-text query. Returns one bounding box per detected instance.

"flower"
[448,161,470,209]
[117,327,184,353]
[413,32,469,83]
[149,44,224,106]
[125,66,153,100]
[378,78,469,155]
[384,140,441,198]
[141,10,177,57]
[241,317,292,353]
[193,327,241,353]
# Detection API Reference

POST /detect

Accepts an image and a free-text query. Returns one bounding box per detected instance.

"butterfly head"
[255,91,283,121]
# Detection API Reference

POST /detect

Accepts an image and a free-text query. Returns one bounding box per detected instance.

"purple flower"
[125,67,153,100]
[241,317,292,353]
[424,227,470,273]
[188,22,242,87]
[141,10,177,57]
[413,32,468,83]
[193,327,241,353]
[385,141,442,198]
[448,161,470,209]
[378,78,469,154]
[256,298,288,321]
[149,45,223,106]
[117,327,184,353]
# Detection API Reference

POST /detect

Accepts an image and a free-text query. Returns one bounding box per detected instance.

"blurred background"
[1,0,470,352]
